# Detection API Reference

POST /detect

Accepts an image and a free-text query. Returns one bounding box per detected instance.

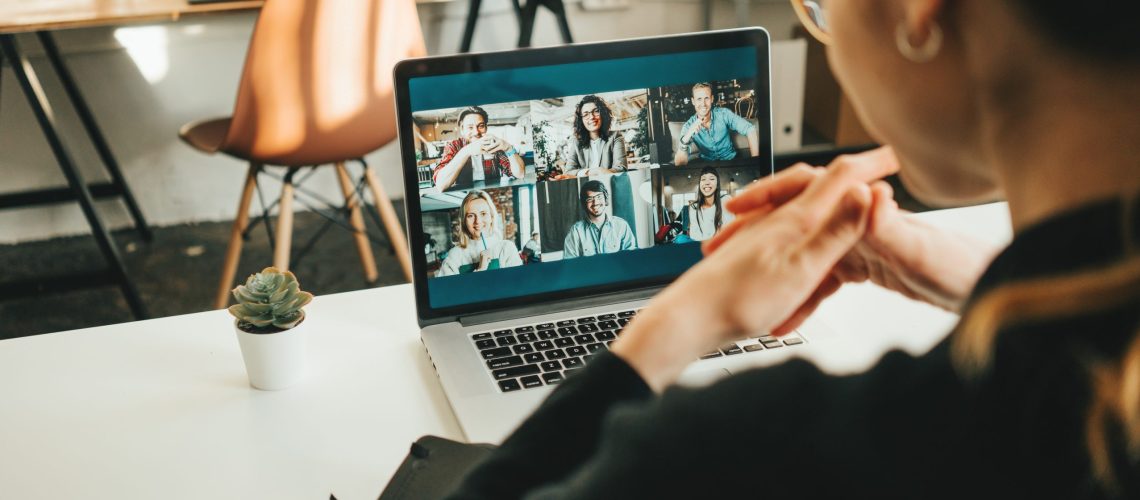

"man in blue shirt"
[673,83,759,165]
[563,180,637,259]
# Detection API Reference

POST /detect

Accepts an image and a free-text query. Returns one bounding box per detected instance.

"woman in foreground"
[448,0,1140,497]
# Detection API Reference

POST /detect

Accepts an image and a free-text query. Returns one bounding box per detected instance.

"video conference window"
[412,78,766,285]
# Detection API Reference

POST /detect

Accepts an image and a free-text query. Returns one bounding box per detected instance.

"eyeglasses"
[580,108,602,118]
[791,0,831,45]
[584,193,606,205]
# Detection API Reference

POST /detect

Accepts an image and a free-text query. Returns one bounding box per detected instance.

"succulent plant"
[228,267,313,332]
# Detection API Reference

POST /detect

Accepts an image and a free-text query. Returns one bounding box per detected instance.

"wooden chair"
[179,0,424,309]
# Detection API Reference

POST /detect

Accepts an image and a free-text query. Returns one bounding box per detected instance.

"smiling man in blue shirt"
[562,180,637,259]
[674,82,759,165]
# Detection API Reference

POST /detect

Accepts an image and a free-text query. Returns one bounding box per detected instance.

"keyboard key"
[562,357,583,369]
[597,313,617,320]
[761,340,783,349]
[784,337,804,346]
[721,345,743,355]
[556,319,577,327]
[586,343,604,353]
[496,336,517,346]
[617,310,637,318]
[512,344,534,354]
[514,326,535,333]
[524,352,544,363]
[566,346,587,357]
[540,361,562,372]
[498,379,521,392]
[546,349,567,360]
[538,329,558,339]
[576,316,596,324]
[517,332,537,343]
[487,355,523,370]
[595,331,616,341]
[475,339,496,349]
[743,344,765,352]
[605,340,613,347]
[564,368,583,377]
[577,323,599,333]
[521,375,543,389]
[472,332,492,340]
[597,320,619,330]
[700,351,723,359]
[759,335,776,342]
[584,354,595,363]
[537,322,555,330]
[557,326,579,336]
[617,318,631,326]
[494,329,514,337]
[574,333,595,344]
[542,372,563,384]
[481,347,512,359]
[534,340,555,351]
[554,337,574,348]
[492,364,540,380]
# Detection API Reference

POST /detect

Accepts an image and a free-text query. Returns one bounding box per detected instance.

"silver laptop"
[393,28,837,443]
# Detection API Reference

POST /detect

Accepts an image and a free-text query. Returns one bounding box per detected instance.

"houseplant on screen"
[228,267,314,390]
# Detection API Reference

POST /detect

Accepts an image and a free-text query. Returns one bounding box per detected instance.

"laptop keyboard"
[470,309,806,392]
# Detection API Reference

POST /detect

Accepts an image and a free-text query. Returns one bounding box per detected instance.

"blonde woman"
[449,0,1140,497]
[436,191,522,277]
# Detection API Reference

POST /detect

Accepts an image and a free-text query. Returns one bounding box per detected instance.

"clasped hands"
[611,146,997,392]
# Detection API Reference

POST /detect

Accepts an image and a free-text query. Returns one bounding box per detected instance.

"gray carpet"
[0,205,409,340]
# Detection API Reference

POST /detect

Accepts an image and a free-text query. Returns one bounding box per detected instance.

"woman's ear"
[902,0,946,46]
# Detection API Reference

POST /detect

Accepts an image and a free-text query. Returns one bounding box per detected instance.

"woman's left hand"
[611,160,890,392]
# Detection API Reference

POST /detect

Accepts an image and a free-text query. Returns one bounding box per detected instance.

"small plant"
[228,267,313,332]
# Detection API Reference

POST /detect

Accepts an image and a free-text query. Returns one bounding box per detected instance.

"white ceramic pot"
[234,319,307,391]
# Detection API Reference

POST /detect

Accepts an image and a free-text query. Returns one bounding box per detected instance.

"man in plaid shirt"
[432,106,525,191]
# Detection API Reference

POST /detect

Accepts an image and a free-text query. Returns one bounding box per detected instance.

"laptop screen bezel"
[394,28,774,325]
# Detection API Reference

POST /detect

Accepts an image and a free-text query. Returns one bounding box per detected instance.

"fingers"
[701,206,773,255]
[724,163,819,214]
[794,183,873,275]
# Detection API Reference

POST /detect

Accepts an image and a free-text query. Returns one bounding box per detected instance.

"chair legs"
[335,162,380,283]
[362,167,414,282]
[215,163,259,309]
[273,168,299,270]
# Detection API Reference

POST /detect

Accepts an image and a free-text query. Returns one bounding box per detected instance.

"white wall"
[0,0,797,244]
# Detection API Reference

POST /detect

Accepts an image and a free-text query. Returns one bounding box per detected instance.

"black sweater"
[447,197,1140,499]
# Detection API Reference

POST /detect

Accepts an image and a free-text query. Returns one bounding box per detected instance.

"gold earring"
[896,22,943,63]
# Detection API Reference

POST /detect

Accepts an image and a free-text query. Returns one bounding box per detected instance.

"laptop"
[393,28,839,443]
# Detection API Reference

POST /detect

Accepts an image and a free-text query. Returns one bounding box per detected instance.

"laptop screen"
[396,29,773,321]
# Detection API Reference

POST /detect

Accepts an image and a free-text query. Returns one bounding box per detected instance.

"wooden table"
[0,1,263,319]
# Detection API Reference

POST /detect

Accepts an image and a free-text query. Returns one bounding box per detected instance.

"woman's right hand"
[705,147,1000,335]
[477,250,492,271]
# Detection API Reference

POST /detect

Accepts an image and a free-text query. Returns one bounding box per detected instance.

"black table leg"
[0,34,147,320]
[459,0,483,53]
[37,31,152,242]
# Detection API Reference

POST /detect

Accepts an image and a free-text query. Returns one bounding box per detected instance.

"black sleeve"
[445,352,653,500]
[448,342,969,499]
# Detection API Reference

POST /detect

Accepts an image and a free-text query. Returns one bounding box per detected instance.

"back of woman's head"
[1008,0,1140,63]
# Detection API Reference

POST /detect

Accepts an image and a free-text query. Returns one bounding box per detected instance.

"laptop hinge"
[457,286,661,327]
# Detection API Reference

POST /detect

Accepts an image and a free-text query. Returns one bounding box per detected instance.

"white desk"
[0,203,1012,500]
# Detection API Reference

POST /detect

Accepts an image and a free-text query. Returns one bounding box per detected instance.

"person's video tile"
[528,91,652,181]
[411,102,536,193]
[421,185,541,279]
[651,166,764,244]
[650,78,761,167]
[535,171,655,262]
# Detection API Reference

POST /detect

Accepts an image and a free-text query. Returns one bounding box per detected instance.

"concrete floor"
[0,205,409,339]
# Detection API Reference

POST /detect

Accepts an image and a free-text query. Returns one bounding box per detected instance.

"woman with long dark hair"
[682,167,735,241]
[563,94,627,177]
[448,0,1140,497]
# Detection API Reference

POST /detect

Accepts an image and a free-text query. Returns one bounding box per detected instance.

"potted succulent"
[228,267,314,390]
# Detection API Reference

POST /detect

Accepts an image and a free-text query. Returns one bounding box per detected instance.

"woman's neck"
[700,196,715,208]
[589,130,601,140]
[983,66,1140,233]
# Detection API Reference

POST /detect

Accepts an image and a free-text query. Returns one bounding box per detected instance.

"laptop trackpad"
[676,367,732,388]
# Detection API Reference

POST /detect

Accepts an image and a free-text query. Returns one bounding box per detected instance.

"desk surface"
[0,0,264,34]
[0,203,1012,499]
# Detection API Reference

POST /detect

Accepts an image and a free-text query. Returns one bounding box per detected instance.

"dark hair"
[457,106,489,128]
[691,167,723,233]
[580,180,609,208]
[1007,1,1140,62]
[573,95,613,149]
